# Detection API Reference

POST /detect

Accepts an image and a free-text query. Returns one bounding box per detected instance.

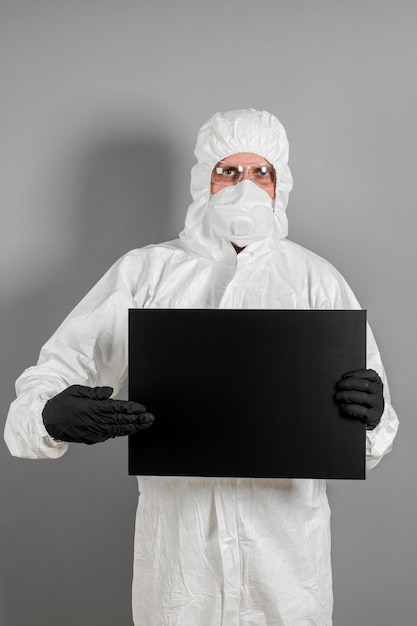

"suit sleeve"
[321,266,399,471]
[4,252,139,459]
[365,324,399,470]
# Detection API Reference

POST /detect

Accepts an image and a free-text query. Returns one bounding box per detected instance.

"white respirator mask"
[207,180,275,247]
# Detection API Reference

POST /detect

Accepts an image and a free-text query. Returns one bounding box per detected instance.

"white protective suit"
[5,109,399,625]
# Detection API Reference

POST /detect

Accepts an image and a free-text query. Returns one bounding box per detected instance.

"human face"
[210,152,276,199]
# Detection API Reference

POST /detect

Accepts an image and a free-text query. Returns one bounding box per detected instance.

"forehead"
[217,152,271,166]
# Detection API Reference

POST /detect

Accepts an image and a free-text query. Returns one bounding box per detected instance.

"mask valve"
[230,216,255,236]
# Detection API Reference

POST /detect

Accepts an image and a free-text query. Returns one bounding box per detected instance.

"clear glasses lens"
[212,164,275,188]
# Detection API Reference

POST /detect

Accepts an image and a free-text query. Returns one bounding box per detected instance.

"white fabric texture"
[4,109,399,625]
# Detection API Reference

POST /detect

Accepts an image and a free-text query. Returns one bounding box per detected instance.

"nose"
[240,167,251,182]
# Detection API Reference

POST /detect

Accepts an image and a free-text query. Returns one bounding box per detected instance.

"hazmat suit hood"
[179,109,293,261]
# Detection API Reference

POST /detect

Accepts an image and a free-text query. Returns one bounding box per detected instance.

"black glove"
[335,369,384,430]
[42,385,154,444]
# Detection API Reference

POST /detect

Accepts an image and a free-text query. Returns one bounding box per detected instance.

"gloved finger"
[336,377,381,394]
[109,415,155,438]
[112,411,155,426]
[84,403,151,426]
[339,403,369,420]
[71,385,114,400]
[341,369,382,383]
[335,389,376,407]
[69,412,154,442]
[107,399,148,415]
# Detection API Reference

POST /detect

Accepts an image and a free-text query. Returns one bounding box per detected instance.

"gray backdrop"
[1,1,415,624]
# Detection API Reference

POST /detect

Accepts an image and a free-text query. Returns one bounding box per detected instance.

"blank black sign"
[128,309,366,479]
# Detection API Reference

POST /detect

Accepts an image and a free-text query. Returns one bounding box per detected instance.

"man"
[5,109,399,625]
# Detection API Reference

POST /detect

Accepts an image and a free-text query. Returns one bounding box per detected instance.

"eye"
[222,167,239,178]
[252,165,275,184]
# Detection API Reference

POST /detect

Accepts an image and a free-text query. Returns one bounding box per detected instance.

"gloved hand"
[42,385,154,444]
[335,369,384,430]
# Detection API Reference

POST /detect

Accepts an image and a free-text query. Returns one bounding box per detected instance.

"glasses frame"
[211,162,276,189]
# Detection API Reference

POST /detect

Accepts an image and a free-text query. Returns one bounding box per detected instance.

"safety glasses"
[211,163,276,188]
